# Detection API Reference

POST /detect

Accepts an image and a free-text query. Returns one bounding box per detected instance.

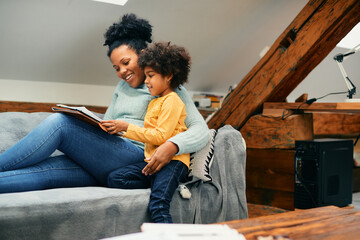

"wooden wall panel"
[241,114,313,149]
[246,149,295,210]
[0,101,107,114]
[313,113,360,138]
[246,149,295,174]
[246,172,294,192]
[246,188,294,210]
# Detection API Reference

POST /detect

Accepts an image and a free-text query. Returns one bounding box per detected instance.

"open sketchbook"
[51,104,113,134]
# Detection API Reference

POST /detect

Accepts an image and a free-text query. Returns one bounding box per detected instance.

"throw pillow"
[188,129,217,182]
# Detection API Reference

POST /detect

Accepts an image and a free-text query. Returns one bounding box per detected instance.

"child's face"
[144,66,172,97]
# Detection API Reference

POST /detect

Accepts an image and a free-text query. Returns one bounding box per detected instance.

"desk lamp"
[333,43,360,102]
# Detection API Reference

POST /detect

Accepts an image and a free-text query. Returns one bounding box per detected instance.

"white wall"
[0,0,308,96]
[0,79,222,106]
[0,79,114,106]
[2,44,359,107]
[287,46,360,103]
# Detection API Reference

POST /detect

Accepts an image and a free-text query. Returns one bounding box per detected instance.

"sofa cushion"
[0,187,151,239]
[0,112,52,153]
[0,111,248,240]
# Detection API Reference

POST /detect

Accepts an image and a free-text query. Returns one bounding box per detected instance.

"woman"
[0,14,209,193]
[106,41,193,223]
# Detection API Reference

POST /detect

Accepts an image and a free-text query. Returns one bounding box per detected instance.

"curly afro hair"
[138,42,191,90]
[103,13,152,57]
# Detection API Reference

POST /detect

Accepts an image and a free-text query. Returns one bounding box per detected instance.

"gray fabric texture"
[170,125,248,223]
[0,112,247,240]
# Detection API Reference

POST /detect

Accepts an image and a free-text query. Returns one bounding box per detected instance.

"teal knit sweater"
[104,80,209,155]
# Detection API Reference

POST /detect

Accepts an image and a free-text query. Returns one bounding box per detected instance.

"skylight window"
[92,0,128,6]
[337,22,360,50]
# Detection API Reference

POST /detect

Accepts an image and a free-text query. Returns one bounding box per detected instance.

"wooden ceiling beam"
[207,0,360,129]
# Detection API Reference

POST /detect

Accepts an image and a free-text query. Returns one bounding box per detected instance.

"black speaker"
[294,139,353,209]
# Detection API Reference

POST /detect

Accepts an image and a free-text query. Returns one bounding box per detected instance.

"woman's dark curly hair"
[103,13,152,57]
[138,42,191,90]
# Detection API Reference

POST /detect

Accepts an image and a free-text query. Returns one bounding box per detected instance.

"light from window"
[92,0,128,6]
[337,22,360,50]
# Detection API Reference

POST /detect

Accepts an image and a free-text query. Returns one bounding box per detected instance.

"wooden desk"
[222,206,360,240]
[263,102,360,115]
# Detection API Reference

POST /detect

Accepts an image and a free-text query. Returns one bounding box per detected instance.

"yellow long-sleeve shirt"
[124,91,190,168]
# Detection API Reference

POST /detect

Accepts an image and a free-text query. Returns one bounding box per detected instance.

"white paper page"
[56,104,102,122]
[140,223,246,240]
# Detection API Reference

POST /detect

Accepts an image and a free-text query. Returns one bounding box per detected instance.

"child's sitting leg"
[107,161,150,189]
[149,160,188,223]
[108,160,188,223]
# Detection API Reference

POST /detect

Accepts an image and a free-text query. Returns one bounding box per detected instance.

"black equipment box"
[294,139,353,209]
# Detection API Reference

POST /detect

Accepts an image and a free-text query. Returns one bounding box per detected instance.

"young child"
[103,42,191,223]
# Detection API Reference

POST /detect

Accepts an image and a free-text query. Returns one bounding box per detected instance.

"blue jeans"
[108,160,188,223]
[0,113,145,193]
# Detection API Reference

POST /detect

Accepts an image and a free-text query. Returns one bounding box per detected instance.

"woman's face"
[110,45,145,88]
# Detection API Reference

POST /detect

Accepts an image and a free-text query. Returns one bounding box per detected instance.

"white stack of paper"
[101,223,245,240]
[101,231,179,240]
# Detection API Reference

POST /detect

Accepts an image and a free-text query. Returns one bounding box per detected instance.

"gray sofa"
[0,112,248,240]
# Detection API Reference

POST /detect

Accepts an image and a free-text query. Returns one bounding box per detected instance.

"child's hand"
[100,120,129,135]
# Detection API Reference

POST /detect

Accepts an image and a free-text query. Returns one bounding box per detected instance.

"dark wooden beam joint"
[279,29,297,52]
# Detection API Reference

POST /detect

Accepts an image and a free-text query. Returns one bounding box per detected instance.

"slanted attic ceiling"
[0,0,307,94]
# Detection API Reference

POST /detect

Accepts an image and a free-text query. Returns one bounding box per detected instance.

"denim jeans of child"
[0,113,145,193]
[107,160,188,223]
